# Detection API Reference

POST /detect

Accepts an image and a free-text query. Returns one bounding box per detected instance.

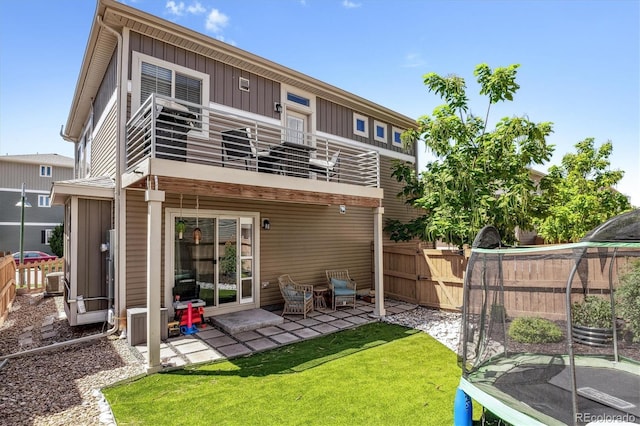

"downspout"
[1,16,126,365]
[96,15,125,334]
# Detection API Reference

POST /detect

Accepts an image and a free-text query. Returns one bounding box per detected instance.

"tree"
[387,64,554,247]
[49,224,64,257]
[533,138,631,243]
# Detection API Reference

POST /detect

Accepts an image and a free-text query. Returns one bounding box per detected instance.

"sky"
[1,0,638,205]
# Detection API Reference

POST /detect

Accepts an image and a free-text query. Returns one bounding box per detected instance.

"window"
[132,52,210,131]
[140,62,202,121]
[286,92,310,107]
[38,195,51,207]
[353,113,369,138]
[39,165,52,177]
[42,229,54,245]
[374,121,387,143]
[392,127,404,148]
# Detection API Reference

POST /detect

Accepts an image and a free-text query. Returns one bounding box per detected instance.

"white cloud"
[342,0,361,8]
[166,1,206,17]
[166,1,185,16]
[205,9,229,34]
[187,1,206,14]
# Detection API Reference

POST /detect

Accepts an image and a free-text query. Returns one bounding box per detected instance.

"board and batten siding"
[316,98,409,153]
[76,198,113,312]
[127,32,280,120]
[90,102,118,178]
[92,49,118,126]
[379,155,420,242]
[124,190,376,310]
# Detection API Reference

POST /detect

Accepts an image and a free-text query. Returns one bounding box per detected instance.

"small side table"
[313,286,328,309]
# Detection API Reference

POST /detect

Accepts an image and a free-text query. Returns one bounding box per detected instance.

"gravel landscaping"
[0,294,459,425]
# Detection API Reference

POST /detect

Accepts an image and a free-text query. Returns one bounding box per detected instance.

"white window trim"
[38,194,51,208]
[392,126,404,148]
[163,208,260,317]
[280,84,316,143]
[353,113,369,138]
[131,51,210,137]
[44,229,54,244]
[39,165,52,177]
[374,120,387,143]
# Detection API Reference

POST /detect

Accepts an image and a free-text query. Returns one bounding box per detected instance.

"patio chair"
[309,150,340,178]
[221,128,282,173]
[278,274,314,318]
[326,269,357,310]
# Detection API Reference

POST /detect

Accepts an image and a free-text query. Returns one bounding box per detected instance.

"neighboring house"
[52,0,418,370]
[0,154,73,255]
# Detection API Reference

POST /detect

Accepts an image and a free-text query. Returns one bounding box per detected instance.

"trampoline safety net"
[458,209,640,426]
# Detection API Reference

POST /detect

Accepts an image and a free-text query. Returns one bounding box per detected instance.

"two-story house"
[0,154,73,255]
[52,0,418,370]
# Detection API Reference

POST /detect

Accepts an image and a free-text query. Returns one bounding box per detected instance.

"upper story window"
[392,127,404,148]
[353,113,369,138]
[39,165,52,177]
[38,194,51,207]
[286,92,310,107]
[374,121,387,143]
[132,52,210,131]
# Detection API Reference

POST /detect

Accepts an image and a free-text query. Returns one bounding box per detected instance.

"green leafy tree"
[387,64,554,247]
[48,224,64,257]
[533,138,631,243]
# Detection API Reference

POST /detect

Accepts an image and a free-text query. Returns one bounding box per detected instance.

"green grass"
[103,322,466,425]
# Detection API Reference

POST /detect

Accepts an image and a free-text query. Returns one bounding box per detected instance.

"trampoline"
[456,209,640,426]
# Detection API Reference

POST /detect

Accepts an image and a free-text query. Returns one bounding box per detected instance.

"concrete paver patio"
[134,299,417,367]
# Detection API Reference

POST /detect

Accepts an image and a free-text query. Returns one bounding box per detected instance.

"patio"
[133,299,418,367]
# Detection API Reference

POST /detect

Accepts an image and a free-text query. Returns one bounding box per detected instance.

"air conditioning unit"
[45,272,64,296]
[127,307,169,346]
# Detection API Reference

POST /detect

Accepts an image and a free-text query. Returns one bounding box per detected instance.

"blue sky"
[1,0,638,205]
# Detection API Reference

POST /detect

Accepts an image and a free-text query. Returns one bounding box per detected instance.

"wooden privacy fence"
[379,243,637,319]
[15,258,65,294]
[488,253,636,321]
[379,243,468,311]
[0,255,17,326]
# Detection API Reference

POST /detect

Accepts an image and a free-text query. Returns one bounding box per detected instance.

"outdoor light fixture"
[274,102,283,114]
[15,183,32,265]
[262,218,271,230]
[339,205,346,214]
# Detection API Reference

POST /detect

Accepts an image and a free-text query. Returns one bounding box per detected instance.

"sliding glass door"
[171,211,255,310]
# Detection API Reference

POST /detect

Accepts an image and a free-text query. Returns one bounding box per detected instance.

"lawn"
[103,322,464,425]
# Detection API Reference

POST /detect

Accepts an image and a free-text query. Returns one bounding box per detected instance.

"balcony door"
[168,210,256,313]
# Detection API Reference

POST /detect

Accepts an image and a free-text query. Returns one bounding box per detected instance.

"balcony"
[125,95,380,190]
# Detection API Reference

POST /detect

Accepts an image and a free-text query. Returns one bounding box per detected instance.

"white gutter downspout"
[0,16,127,364]
[96,15,126,335]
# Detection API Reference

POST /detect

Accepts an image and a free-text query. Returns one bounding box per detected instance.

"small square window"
[239,77,250,92]
[353,113,369,137]
[38,195,51,207]
[392,127,404,147]
[39,165,52,177]
[374,121,386,143]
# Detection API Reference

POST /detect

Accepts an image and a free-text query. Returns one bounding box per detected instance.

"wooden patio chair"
[326,269,357,310]
[278,274,314,318]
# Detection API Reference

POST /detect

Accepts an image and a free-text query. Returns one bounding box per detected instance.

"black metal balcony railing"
[125,94,380,187]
